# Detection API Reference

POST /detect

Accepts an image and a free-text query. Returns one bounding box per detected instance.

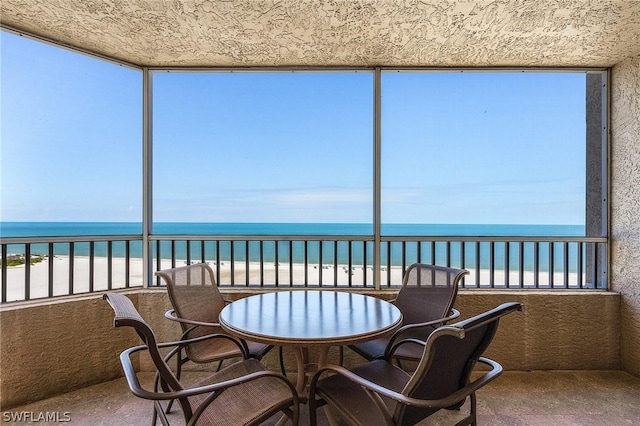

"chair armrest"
[400,308,460,331]
[384,308,460,354]
[151,332,251,394]
[404,357,503,410]
[121,346,296,402]
[383,338,426,360]
[164,309,249,359]
[311,364,413,404]
[160,332,249,355]
[310,357,503,415]
[165,309,222,328]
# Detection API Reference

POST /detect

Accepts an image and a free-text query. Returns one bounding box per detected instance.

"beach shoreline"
[2,255,583,303]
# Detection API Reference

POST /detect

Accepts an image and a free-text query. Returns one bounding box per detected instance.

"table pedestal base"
[276,346,337,426]
[292,346,331,395]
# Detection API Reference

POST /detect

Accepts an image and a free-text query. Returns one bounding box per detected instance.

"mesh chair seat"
[314,360,411,425]
[186,336,271,364]
[347,330,426,362]
[190,359,298,426]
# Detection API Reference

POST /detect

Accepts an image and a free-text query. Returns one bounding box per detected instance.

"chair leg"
[154,401,171,426]
[151,405,157,426]
[469,392,477,426]
[452,394,475,426]
[309,396,318,426]
[292,400,300,426]
[279,346,287,375]
[166,349,186,414]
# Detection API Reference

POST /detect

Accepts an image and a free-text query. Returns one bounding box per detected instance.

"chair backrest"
[397,302,523,425]
[394,263,468,325]
[103,293,181,388]
[103,293,192,416]
[156,263,225,333]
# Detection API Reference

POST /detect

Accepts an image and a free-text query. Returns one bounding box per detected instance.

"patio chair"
[309,302,523,426]
[348,263,468,366]
[156,263,277,380]
[103,292,299,426]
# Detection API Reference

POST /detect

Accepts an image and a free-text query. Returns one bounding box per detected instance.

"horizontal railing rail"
[1,234,608,303]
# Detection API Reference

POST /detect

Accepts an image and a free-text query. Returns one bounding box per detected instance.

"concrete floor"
[2,370,639,425]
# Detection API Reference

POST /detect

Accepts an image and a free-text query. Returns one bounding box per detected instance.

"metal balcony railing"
[1,235,142,303]
[0,234,608,303]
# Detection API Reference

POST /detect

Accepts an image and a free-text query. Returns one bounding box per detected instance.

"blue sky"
[1,30,586,225]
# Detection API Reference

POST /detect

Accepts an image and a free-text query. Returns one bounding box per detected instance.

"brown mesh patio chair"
[348,263,468,366]
[156,263,277,381]
[309,302,523,426]
[103,292,299,426]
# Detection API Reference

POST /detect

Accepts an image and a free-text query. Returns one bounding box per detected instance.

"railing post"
[142,66,154,289]
[373,66,382,290]
[1,244,7,303]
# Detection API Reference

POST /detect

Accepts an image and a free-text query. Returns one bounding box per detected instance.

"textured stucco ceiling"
[2,0,640,68]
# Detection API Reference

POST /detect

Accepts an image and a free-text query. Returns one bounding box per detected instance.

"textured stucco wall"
[0,289,621,409]
[97,289,626,374]
[611,54,640,377]
[455,292,620,371]
[0,294,138,409]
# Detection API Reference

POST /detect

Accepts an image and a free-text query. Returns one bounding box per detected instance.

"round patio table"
[219,289,403,394]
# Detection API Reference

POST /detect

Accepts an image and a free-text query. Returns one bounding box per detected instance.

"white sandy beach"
[2,255,584,303]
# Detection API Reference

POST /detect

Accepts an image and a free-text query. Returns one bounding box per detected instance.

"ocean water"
[0,221,584,238]
[1,222,585,271]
